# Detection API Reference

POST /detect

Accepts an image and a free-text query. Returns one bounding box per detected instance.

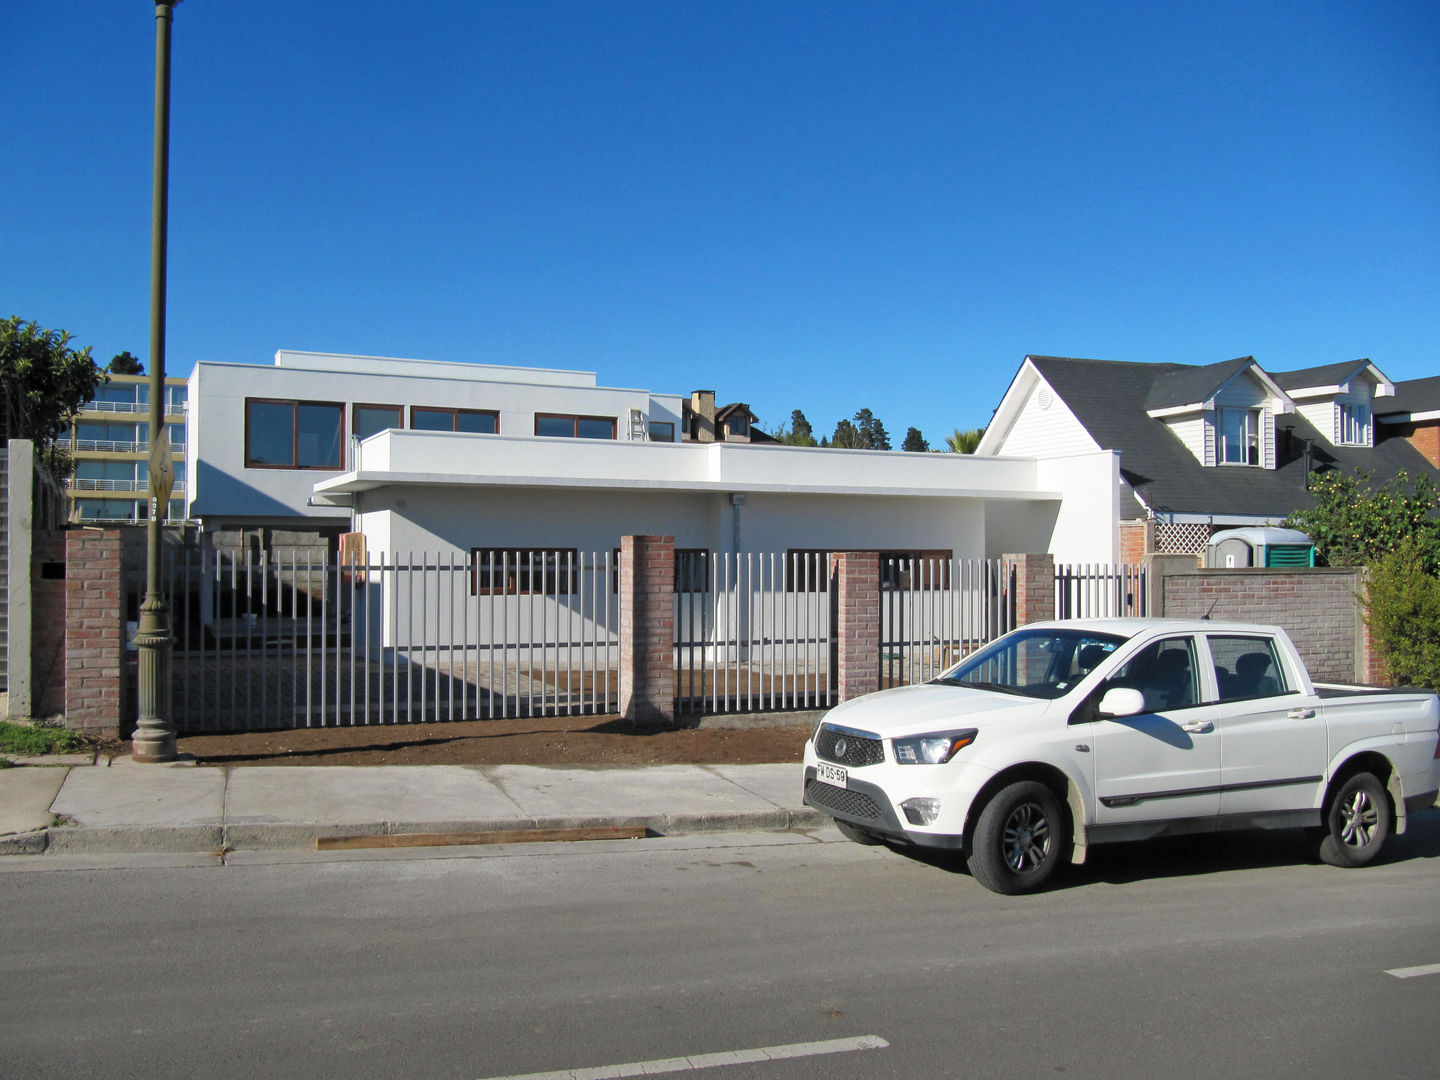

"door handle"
[1181,720,1214,734]
[1287,708,1317,720]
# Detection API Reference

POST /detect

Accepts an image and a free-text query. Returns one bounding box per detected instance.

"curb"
[0,808,828,856]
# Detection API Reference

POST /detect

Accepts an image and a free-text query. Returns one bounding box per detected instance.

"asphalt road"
[3,814,1439,1080]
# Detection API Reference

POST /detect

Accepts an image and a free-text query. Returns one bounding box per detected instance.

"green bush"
[1285,469,1440,571]
[0,721,81,756]
[1365,542,1440,691]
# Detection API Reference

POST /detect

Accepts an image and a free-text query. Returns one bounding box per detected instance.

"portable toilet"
[1205,527,1315,568]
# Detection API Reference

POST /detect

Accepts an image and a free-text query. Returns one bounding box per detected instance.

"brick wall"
[1387,420,1440,469]
[1008,552,1055,625]
[63,530,127,734]
[1118,520,1150,566]
[834,551,880,701]
[618,534,675,727]
[1157,566,1369,683]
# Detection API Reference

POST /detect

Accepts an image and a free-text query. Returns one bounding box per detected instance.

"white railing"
[1054,562,1148,620]
[69,479,187,493]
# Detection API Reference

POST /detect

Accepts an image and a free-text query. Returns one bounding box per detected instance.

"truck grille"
[815,726,886,766]
[806,779,884,822]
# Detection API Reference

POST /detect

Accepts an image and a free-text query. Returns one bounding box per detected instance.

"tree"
[108,350,144,375]
[1365,540,1440,689]
[902,426,929,453]
[852,408,890,451]
[1283,469,1440,572]
[945,427,986,454]
[770,408,818,447]
[831,418,864,449]
[0,317,107,480]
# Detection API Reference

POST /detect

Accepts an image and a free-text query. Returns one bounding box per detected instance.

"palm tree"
[945,427,986,454]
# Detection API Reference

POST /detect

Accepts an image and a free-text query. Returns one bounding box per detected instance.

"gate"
[879,556,1014,689]
[1054,563,1148,620]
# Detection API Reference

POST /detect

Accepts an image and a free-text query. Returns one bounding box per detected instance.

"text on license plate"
[816,762,848,787]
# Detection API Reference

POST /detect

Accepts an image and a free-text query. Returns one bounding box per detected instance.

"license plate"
[816,762,848,787]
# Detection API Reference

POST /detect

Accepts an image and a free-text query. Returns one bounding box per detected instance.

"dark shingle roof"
[1027,355,1435,520]
[1143,356,1254,412]
[1271,360,1374,392]
[1378,375,1440,417]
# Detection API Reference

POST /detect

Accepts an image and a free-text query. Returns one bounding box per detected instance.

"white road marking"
[477,1034,890,1080]
[1384,963,1440,980]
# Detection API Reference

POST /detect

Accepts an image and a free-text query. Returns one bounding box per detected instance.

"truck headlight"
[892,729,977,765]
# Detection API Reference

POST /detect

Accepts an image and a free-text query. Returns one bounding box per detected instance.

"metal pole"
[133,0,182,762]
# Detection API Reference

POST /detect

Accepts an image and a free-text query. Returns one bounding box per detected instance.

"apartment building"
[64,372,188,525]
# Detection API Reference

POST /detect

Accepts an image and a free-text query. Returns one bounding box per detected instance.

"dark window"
[470,548,577,596]
[245,399,344,469]
[536,414,616,440]
[412,407,499,434]
[649,421,675,443]
[1207,635,1292,701]
[784,549,953,591]
[1108,637,1200,712]
[610,548,711,593]
[354,404,403,440]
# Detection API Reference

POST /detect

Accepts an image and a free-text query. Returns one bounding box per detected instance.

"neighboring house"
[977,355,1437,562]
[1375,375,1440,470]
[62,373,188,525]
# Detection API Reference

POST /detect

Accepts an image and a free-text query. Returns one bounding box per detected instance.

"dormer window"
[1218,406,1261,465]
[1338,402,1371,446]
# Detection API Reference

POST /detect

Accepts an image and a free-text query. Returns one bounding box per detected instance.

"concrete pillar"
[1006,552,1055,625]
[618,534,675,728]
[1144,553,1200,618]
[834,550,880,702]
[6,439,35,717]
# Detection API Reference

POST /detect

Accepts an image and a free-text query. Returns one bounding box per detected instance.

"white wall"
[188,357,683,523]
[993,377,1099,458]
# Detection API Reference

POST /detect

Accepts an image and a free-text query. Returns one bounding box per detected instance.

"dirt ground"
[165,715,814,767]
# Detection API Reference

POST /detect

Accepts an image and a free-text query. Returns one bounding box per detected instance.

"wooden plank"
[315,825,650,851]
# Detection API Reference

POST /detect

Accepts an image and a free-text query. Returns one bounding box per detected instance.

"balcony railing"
[59,438,186,454]
[79,400,188,416]
[69,479,187,494]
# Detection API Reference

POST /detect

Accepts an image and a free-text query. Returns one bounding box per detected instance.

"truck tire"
[833,819,884,846]
[967,780,1065,894]
[1318,771,1390,868]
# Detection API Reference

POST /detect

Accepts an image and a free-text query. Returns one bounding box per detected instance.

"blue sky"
[6,1,1438,446]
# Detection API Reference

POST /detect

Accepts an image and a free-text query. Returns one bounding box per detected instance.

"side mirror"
[1097,687,1146,718]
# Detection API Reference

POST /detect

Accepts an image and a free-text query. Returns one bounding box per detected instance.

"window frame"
[1337,402,1371,447]
[410,406,500,435]
[244,398,345,470]
[352,403,404,441]
[1217,406,1262,466]
[535,413,617,440]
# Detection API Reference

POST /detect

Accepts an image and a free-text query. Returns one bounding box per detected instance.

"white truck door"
[1090,635,1222,826]
[1204,634,1328,817]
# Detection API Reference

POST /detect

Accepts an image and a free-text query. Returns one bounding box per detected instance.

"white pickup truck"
[802,619,1440,894]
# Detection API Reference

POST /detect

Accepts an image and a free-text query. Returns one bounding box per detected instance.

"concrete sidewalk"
[0,757,823,855]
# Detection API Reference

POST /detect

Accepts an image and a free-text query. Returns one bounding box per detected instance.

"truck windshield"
[935,628,1129,700]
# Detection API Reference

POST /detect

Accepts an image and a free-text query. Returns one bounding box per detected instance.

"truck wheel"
[1318,772,1390,868]
[967,781,1065,894]
[834,819,884,846]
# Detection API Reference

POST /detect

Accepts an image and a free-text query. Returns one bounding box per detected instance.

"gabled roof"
[1272,359,1393,399]
[1376,375,1440,419]
[1019,355,1434,520]
[1143,356,1259,414]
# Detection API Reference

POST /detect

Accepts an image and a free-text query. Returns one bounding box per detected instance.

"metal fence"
[1054,562,1148,620]
[156,548,621,732]
[674,551,833,716]
[880,556,1014,688]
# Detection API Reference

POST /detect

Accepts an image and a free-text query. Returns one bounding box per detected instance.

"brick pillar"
[64,530,127,735]
[834,550,880,702]
[618,534,675,728]
[30,532,68,718]
[1006,552,1055,625]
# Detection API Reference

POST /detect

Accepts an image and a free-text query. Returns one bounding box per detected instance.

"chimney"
[689,390,716,443]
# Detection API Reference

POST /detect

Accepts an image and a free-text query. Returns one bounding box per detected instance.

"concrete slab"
[222,765,527,825]
[706,764,807,809]
[0,767,70,836]
[485,764,782,818]
[49,759,225,827]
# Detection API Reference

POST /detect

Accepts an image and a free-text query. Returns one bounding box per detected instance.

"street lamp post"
[132,0,182,763]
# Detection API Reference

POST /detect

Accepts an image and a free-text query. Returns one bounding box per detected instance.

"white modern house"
[186,350,1125,566]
